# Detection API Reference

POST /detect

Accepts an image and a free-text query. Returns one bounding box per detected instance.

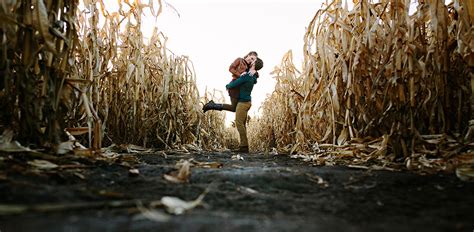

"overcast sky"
[142,0,325,123]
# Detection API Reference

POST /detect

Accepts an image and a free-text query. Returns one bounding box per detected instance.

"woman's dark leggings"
[222,97,238,112]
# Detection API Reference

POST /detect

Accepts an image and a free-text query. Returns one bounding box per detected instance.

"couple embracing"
[203,51,264,153]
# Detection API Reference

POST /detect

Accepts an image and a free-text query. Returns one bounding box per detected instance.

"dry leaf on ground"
[231,155,244,161]
[163,159,191,183]
[161,191,206,215]
[27,160,58,170]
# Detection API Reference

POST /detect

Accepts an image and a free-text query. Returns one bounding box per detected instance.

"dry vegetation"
[0,0,473,173]
[0,0,230,153]
[249,0,474,172]
[200,90,239,151]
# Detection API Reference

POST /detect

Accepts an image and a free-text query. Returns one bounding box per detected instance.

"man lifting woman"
[203,51,264,153]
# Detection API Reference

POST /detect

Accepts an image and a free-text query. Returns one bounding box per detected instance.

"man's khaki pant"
[235,101,251,147]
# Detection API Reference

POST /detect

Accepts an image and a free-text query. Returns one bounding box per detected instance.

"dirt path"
[0,151,473,232]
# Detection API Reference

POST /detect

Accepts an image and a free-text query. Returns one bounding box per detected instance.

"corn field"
[0,0,473,172]
[0,0,80,148]
[0,0,230,153]
[249,0,474,170]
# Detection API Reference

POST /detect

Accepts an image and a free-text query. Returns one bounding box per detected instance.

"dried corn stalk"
[200,90,237,151]
[250,0,473,169]
[0,0,81,148]
[0,0,230,152]
[248,50,304,152]
[72,0,229,149]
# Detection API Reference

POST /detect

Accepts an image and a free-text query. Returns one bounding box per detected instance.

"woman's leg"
[235,102,251,148]
[203,98,238,113]
[222,97,238,112]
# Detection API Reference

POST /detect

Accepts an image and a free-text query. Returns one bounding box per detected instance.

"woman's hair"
[247,51,258,57]
[244,51,258,59]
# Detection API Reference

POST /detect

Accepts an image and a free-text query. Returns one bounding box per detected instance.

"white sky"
[102,0,424,125]
[142,0,326,123]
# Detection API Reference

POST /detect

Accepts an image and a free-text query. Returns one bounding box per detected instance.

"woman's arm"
[229,58,244,77]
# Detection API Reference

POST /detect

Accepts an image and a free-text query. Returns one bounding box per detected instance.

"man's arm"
[226,75,248,89]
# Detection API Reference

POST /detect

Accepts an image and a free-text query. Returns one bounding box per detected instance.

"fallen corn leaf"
[129,168,140,176]
[163,160,191,183]
[456,166,474,181]
[231,155,244,161]
[161,192,206,215]
[27,160,58,170]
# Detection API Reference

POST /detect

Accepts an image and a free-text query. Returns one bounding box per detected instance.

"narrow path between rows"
[0,151,473,232]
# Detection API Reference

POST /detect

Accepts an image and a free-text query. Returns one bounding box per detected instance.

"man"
[225,57,264,152]
[202,51,257,112]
